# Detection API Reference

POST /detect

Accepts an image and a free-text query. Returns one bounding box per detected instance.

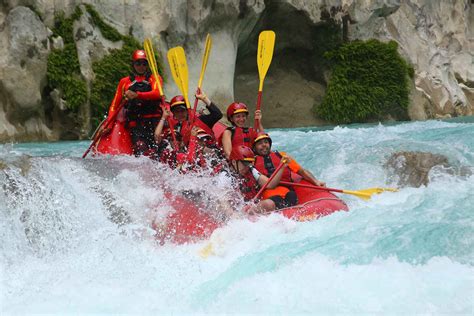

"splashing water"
[1,119,473,314]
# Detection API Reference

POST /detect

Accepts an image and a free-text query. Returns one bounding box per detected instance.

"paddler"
[105,50,163,157]
[252,132,326,189]
[154,92,222,146]
[220,102,263,159]
[229,145,293,213]
[182,127,226,173]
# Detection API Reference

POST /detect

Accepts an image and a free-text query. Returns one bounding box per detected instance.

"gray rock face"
[349,1,473,119]
[0,6,52,141]
[0,0,472,142]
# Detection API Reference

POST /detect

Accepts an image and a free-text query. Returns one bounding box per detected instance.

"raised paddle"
[279,181,398,201]
[167,46,191,111]
[82,98,127,158]
[254,30,276,132]
[144,38,178,149]
[190,34,212,125]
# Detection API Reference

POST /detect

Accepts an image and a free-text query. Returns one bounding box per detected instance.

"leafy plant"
[316,39,411,124]
[46,6,86,111]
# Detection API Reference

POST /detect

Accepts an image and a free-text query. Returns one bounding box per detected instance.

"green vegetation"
[47,7,87,111]
[316,39,411,124]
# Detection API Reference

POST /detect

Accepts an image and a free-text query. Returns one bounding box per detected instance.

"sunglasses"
[134,60,148,66]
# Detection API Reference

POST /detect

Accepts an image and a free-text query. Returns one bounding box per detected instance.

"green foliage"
[47,7,87,111]
[84,4,123,42]
[316,39,411,124]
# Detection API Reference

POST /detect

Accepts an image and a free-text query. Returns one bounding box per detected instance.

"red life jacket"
[194,118,214,137]
[254,151,300,183]
[237,172,260,201]
[222,126,258,148]
[178,118,216,145]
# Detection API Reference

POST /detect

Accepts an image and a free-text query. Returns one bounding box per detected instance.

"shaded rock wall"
[0,0,472,142]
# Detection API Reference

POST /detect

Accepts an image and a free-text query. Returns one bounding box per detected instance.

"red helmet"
[226,102,249,122]
[170,95,187,110]
[132,50,147,61]
[196,128,211,139]
[229,145,255,162]
[253,132,272,148]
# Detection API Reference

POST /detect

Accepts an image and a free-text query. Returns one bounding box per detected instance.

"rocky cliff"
[0,0,472,142]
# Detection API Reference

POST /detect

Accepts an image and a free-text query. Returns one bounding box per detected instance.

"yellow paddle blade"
[257,30,276,91]
[198,242,214,258]
[342,187,399,200]
[342,190,372,200]
[197,34,212,89]
[143,38,164,95]
[167,46,190,108]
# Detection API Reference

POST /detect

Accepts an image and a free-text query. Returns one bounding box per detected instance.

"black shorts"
[268,190,297,210]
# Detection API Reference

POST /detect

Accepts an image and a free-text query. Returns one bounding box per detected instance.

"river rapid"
[1,118,473,314]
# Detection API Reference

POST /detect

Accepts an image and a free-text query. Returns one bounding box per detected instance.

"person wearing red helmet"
[172,126,226,173]
[154,91,222,147]
[154,91,223,170]
[220,102,263,159]
[229,145,289,213]
[252,132,326,189]
[105,49,164,156]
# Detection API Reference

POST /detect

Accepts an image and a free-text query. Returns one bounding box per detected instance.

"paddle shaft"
[82,99,126,158]
[253,161,285,201]
[280,181,343,194]
[190,87,201,126]
[254,90,262,131]
[144,39,179,149]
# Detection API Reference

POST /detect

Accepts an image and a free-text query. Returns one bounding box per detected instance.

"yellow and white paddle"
[254,30,276,132]
[144,38,179,148]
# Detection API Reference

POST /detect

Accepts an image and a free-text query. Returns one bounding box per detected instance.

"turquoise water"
[1,119,473,314]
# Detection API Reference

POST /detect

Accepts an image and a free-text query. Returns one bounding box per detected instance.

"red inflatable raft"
[157,180,348,244]
[94,109,133,155]
[90,119,348,243]
[93,115,227,156]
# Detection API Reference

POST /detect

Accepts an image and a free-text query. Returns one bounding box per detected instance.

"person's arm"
[252,160,287,189]
[154,105,170,143]
[137,74,163,100]
[298,168,326,187]
[281,151,326,187]
[195,92,223,128]
[254,110,264,132]
[106,78,127,120]
[222,129,233,159]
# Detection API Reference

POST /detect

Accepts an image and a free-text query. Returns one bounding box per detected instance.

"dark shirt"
[198,102,223,129]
